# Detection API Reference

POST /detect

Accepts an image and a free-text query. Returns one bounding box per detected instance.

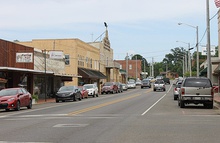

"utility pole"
[206,0,212,79]
[126,53,128,83]
[152,57,154,77]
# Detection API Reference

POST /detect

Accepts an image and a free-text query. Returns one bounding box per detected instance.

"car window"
[155,80,164,84]
[104,82,113,86]
[183,78,211,88]
[59,86,74,91]
[0,89,18,96]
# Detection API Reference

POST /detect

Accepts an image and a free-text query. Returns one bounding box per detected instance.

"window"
[65,55,70,65]
[129,64,132,70]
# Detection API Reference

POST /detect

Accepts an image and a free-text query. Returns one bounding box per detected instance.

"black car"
[163,78,170,84]
[55,86,81,103]
[141,79,151,88]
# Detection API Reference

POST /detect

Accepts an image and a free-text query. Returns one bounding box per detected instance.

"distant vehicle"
[173,81,182,100]
[135,80,142,86]
[153,80,166,91]
[127,82,136,89]
[122,84,128,91]
[163,78,170,84]
[83,84,99,97]
[178,77,213,108]
[0,87,32,111]
[56,86,81,103]
[115,82,123,93]
[101,82,118,94]
[147,77,156,82]
[156,76,163,80]
[141,79,151,88]
[78,86,88,99]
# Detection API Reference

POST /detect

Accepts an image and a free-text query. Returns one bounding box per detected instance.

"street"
[1,84,220,143]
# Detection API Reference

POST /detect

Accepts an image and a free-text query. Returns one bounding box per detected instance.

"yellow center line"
[68,89,152,116]
[68,94,140,116]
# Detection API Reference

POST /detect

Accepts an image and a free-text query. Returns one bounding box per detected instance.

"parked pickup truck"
[153,80,166,92]
[178,77,214,109]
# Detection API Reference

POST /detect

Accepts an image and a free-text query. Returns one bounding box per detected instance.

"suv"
[141,79,151,88]
[83,84,99,97]
[101,82,118,94]
[178,77,213,108]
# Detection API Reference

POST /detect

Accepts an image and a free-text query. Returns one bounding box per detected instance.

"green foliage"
[32,94,39,101]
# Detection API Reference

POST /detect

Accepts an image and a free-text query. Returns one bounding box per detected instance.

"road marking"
[141,93,167,116]
[53,124,88,127]
[0,141,52,143]
[68,94,141,116]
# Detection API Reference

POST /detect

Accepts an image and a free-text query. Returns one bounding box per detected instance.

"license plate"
[194,97,201,100]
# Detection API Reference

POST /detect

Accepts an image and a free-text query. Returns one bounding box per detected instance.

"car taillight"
[211,87,214,96]
[174,87,177,91]
[181,88,185,95]
[110,85,114,89]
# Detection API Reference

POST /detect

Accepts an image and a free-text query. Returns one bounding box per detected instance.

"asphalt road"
[1,84,220,143]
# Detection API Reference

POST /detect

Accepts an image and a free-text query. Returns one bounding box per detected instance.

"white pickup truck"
[153,80,166,92]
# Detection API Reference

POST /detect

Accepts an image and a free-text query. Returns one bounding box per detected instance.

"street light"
[176,41,192,77]
[178,22,199,77]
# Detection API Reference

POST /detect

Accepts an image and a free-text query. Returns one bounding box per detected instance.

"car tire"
[93,92,95,97]
[174,96,177,100]
[15,101,20,111]
[180,100,185,108]
[27,99,32,109]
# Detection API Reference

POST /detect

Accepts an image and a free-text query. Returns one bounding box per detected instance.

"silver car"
[173,81,182,100]
[178,77,213,108]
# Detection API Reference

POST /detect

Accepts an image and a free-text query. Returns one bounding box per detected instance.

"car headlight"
[8,98,15,102]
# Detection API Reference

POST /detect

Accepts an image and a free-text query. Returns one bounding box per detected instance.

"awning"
[78,68,106,79]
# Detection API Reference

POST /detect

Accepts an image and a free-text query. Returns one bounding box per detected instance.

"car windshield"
[155,80,164,84]
[0,89,18,96]
[58,86,75,92]
[183,78,211,88]
[103,82,113,86]
[84,85,94,89]
[142,80,149,82]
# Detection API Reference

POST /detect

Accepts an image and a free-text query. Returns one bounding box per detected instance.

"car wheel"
[154,89,156,91]
[78,95,82,101]
[174,96,177,100]
[180,100,185,108]
[93,92,95,97]
[27,99,32,109]
[15,101,21,111]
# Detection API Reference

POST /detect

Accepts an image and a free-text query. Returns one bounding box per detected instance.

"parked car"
[78,86,88,99]
[122,84,128,91]
[135,79,142,86]
[0,87,32,111]
[173,81,182,100]
[83,84,99,97]
[55,86,81,103]
[127,82,136,89]
[101,82,118,94]
[115,82,123,93]
[155,75,163,80]
[163,78,170,84]
[178,77,213,108]
[153,80,166,91]
[141,79,151,88]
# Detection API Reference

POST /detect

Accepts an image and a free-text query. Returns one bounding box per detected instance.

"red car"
[78,86,88,99]
[0,87,32,111]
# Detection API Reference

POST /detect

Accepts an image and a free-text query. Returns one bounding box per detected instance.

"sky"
[0,0,219,63]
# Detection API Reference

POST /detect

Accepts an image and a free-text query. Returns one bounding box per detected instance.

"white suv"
[83,84,99,97]
[178,77,213,109]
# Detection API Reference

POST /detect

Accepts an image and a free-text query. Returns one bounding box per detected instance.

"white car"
[127,82,136,89]
[83,84,99,97]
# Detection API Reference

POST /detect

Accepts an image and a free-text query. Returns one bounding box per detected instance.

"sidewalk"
[34,98,55,104]
[214,93,220,108]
